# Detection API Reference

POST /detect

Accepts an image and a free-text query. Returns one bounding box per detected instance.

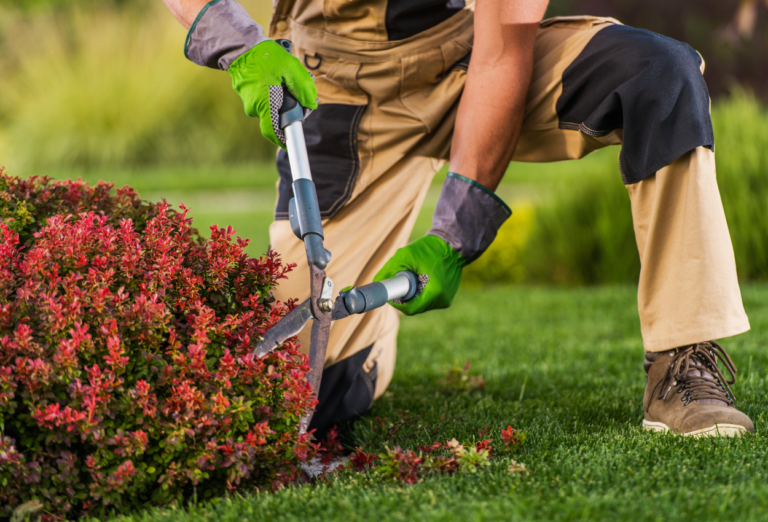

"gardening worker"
[164,0,754,438]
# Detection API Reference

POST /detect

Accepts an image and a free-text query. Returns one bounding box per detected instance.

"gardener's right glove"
[184,0,318,148]
[374,173,512,316]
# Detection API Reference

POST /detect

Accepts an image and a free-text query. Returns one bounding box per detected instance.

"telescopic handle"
[276,39,305,129]
[274,39,331,270]
[341,271,419,315]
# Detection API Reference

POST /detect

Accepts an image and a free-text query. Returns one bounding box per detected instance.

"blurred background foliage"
[0,0,275,169]
[0,0,766,284]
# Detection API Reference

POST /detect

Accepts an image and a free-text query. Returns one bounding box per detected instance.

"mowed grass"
[105,284,768,522]
[42,154,768,519]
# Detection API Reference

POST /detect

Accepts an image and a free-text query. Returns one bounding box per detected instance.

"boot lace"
[654,341,737,406]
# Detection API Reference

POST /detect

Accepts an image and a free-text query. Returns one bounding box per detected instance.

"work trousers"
[267,13,750,437]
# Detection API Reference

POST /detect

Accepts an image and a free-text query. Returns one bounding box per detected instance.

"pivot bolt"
[317,277,334,314]
[317,298,334,313]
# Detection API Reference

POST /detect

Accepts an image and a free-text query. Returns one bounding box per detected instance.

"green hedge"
[711,90,768,281]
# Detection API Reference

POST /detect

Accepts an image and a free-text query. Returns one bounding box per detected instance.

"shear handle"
[341,271,418,315]
[275,39,331,270]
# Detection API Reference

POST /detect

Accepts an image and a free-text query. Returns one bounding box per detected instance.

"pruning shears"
[254,40,420,434]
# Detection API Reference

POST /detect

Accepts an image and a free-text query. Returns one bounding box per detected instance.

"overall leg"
[516,19,751,435]
[628,148,749,352]
[269,30,469,439]
[505,19,749,348]
[541,23,749,348]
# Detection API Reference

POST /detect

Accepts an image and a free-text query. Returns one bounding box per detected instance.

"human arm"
[450,0,548,191]
[374,0,549,315]
[160,0,317,147]
[162,0,210,29]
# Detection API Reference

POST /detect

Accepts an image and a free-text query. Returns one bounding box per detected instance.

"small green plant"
[438,361,486,393]
[500,425,526,450]
[341,424,525,484]
[371,438,493,484]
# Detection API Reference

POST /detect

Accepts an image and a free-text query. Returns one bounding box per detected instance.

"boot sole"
[642,419,747,437]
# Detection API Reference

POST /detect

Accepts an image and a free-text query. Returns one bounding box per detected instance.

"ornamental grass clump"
[0,170,317,519]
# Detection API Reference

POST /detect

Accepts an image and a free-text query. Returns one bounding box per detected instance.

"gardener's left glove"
[374,173,511,316]
[184,0,317,148]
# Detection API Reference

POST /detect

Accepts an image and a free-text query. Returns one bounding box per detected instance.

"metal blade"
[298,308,332,434]
[306,312,332,396]
[254,299,312,358]
[298,263,334,434]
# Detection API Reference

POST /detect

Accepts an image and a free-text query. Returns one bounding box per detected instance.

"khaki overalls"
[264,0,749,432]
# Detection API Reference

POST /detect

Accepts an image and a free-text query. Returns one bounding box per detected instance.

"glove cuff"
[427,173,512,265]
[184,0,269,70]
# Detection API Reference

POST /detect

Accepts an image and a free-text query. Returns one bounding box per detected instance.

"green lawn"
[104,283,768,522]
[47,153,768,520]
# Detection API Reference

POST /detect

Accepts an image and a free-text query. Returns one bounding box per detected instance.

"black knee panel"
[307,345,377,441]
[557,24,714,184]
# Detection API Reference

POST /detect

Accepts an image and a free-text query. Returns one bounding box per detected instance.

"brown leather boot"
[643,341,754,437]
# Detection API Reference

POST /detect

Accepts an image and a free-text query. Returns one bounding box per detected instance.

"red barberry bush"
[0,170,317,518]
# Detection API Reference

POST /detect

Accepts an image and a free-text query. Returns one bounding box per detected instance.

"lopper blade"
[254,299,313,358]
[298,300,333,434]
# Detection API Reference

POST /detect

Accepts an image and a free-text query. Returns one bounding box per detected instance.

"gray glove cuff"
[427,173,512,265]
[184,0,269,70]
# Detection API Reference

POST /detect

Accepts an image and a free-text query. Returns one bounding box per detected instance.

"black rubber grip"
[292,179,323,238]
[343,283,389,315]
[275,39,305,129]
[275,39,293,53]
[279,91,304,129]
[279,89,300,117]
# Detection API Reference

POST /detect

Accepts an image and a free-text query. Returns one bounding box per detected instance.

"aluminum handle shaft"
[284,122,313,181]
[381,271,417,301]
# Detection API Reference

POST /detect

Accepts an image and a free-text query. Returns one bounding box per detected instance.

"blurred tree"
[546,0,768,100]
[718,0,768,44]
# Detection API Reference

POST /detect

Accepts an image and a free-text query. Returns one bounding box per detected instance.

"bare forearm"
[163,0,210,29]
[450,0,547,191]
[449,34,536,191]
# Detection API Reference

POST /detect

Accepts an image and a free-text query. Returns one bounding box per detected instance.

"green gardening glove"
[374,172,512,316]
[229,40,318,149]
[374,235,465,316]
[183,0,317,148]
